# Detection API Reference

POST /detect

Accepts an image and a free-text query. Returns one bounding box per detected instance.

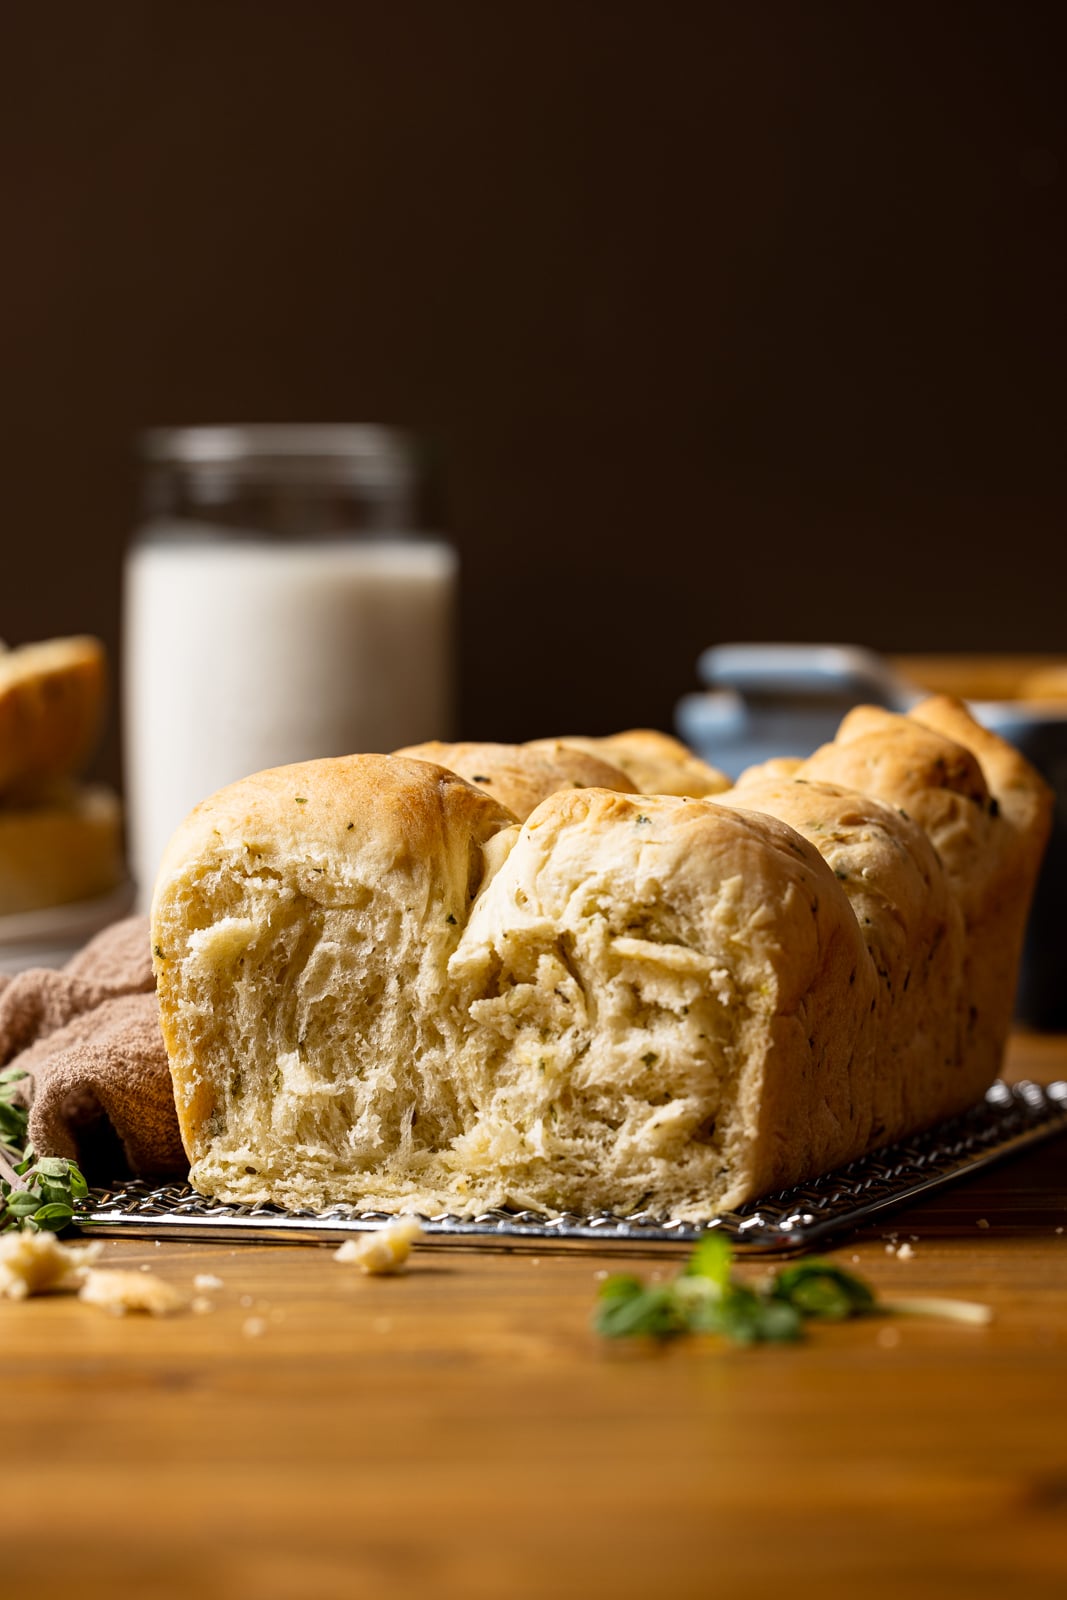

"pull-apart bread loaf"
[152,699,1050,1219]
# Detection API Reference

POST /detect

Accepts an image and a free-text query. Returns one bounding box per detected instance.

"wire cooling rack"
[74,1079,1067,1256]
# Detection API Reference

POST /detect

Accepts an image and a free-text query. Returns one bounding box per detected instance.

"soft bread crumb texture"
[152,707,1051,1222]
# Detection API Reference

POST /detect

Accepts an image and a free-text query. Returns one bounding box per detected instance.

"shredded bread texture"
[151,701,1051,1222]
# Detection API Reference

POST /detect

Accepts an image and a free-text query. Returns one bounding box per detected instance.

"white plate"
[0,881,137,974]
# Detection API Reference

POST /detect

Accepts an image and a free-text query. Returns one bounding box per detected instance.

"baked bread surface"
[529,729,730,798]
[392,739,637,821]
[793,695,1051,1088]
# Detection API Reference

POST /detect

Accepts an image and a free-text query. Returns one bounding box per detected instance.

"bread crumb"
[877,1325,901,1349]
[78,1268,187,1316]
[191,1296,214,1315]
[194,1273,224,1291]
[896,1242,915,1261]
[1056,1227,1064,1236]
[0,1232,101,1300]
[850,1255,861,1264]
[976,1218,990,1229]
[242,1316,268,1337]
[334,1218,422,1275]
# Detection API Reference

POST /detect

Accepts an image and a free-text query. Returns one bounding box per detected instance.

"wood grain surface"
[4,1031,1066,1600]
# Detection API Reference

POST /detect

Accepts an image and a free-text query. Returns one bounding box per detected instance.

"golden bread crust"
[797,697,1052,1086]
[725,776,969,1137]
[529,729,730,797]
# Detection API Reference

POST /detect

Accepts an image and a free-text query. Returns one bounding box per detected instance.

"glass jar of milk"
[123,425,456,907]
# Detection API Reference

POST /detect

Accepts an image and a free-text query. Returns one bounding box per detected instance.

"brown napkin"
[0,916,187,1182]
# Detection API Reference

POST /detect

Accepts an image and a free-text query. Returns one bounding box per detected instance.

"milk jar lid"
[140,425,415,493]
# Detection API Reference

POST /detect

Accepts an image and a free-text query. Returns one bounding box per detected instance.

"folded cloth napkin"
[0,916,186,1182]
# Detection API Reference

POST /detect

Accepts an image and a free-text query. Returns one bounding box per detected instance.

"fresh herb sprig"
[0,1067,88,1234]
[594,1233,989,1344]
[0,1066,29,1155]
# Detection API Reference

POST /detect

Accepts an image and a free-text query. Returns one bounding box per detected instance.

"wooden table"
[4,1032,1067,1600]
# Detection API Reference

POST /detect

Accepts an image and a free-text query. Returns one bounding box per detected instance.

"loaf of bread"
[151,698,1051,1219]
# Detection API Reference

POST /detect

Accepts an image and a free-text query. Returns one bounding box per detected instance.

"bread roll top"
[152,754,517,1170]
[528,729,730,798]
[392,739,637,821]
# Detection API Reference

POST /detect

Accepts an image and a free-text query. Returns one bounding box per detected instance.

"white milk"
[123,532,457,906]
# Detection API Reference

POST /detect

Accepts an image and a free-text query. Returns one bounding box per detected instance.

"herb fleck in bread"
[151,700,1051,1219]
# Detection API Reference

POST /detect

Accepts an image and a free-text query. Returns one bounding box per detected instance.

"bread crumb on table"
[0,1232,101,1299]
[78,1268,188,1316]
[194,1273,224,1291]
[333,1218,422,1275]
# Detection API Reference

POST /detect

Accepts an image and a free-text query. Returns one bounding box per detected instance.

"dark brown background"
[1,1,1064,790]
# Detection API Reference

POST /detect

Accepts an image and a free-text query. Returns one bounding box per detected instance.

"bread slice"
[0,637,106,798]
